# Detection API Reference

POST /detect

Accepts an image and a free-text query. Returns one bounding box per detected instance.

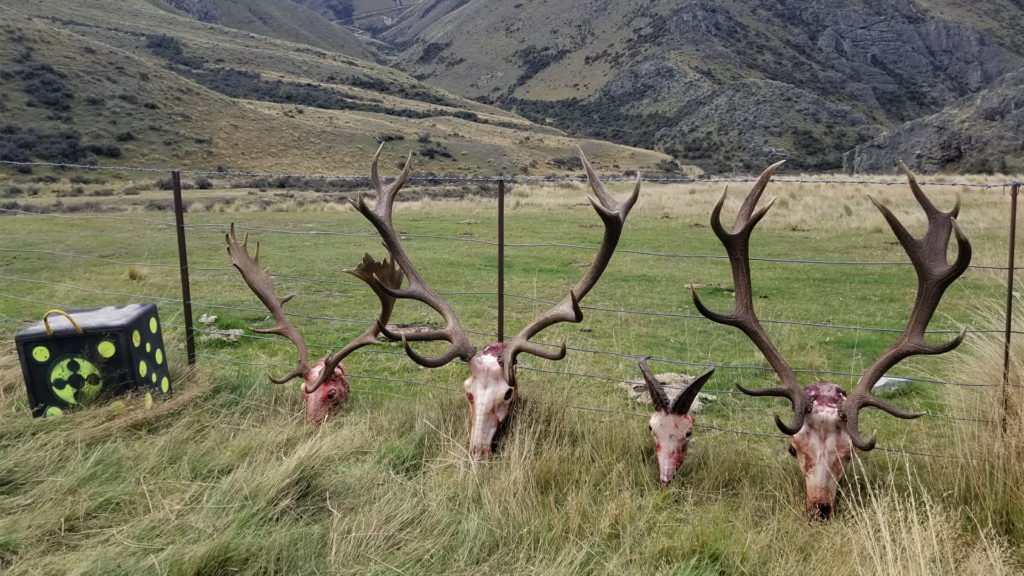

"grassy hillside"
[0,2,672,177]
[148,0,375,59]
[380,0,1024,172]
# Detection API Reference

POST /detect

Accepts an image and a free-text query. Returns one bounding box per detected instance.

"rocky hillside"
[378,0,1024,172]
[0,1,670,177]
[844,68,1024,174]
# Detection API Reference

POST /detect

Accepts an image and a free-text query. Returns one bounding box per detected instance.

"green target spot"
[145,393,153,409]
[139,360,148,378]
[98,341,115,358]
[45,406,63,418]
[133,330,141,347]
[161,377,169,393]
[149,317,158,334]
[146,342,151,353]
[32,346,50,362]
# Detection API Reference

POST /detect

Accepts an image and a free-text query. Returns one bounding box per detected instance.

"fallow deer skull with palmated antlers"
[332,143,638,456]
[691,161,971,522]
[225,224,404,423]
[639,358,715,485]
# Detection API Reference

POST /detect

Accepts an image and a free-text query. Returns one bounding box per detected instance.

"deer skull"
[225,225,403,425]
[788,382,853,522]
[301,359,350,424]
[640,358,714,484]
[463,343,514,456]
[692,161,970,521]
[361,144,639,457]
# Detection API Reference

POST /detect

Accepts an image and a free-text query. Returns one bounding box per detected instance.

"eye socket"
[685,429,692,437]
[503,388,513,401]
[648,424,653,431]
[327,389,337,399]
[788,445,797,457]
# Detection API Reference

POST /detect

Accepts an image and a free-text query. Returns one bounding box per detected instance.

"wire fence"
[1,159,1019,463]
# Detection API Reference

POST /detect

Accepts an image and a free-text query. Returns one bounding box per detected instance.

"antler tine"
[225,223,310,384]
[350,144,476,367]
[501,148,639,385]
[690,161,808,435]
[639,357,670,412]
[843,163,972,451]
[670,364,715,416]
[306,252,405,394]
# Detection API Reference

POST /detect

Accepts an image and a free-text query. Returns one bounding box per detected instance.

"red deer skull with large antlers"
[225,225,404,423]
[691,161,970,522]
[333,143,638,456]
[639,358,715,485]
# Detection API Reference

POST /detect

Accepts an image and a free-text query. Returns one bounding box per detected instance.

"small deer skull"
[301,359,350,424]
[640,358,714,485]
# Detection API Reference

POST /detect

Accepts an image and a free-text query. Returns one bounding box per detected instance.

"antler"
[501,148,640,385]
[842,161,971,450]
[306,252,405,393]
[352,144,477,367]
[225,223,310,384]
[639,357,715,415]
[690,162,809,435]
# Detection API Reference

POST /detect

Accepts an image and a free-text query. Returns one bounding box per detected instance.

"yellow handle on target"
[43,309,84,336]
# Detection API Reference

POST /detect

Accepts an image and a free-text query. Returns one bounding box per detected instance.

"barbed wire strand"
[4,250,1012,336]
[186,351,967,459]
[1,159,1018,188]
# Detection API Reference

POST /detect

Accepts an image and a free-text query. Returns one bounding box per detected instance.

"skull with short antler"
[639,358,714,485]
[225,224,404,423]
[691,161,971,522]
[346,143,639,456]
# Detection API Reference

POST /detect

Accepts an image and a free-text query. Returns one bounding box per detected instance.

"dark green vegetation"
[0,180,1020,573]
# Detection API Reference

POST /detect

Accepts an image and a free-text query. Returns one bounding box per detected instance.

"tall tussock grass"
[1,300,1023,574]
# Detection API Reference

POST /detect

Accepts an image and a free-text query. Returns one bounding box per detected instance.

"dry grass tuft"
[125,265,148,282]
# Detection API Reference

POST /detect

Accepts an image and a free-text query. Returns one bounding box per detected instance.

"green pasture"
[0,178,1021,574]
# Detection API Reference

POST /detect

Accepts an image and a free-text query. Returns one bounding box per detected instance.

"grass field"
[1,171,1023,574]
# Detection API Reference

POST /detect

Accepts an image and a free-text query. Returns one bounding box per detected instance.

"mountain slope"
[0,2,670,176]
[149,0,374,59]
[844,68,1024,174]
[380,0,1024,172]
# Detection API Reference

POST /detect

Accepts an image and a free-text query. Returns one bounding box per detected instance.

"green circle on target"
[133,330,141,347]
[45,406,63,418]
[98,341,115,358]
[161,377,169,393]
[149,318,158,333]
[32,346,50,362]
[139,360,148,378]
[156,349,163,365]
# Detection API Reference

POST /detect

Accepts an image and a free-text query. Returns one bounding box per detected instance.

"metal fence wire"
[1,160,1020,456]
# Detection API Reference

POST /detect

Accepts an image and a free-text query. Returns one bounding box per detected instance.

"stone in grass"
[199,328,244,342]
[198,314,218,325]
[872,376,913,393]
[620,372,717,413]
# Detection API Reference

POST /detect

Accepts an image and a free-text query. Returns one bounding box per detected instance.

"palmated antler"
[690,162,809,435]
[352,144,477,367]
[501,148,640,385]
[306,252,405,393]
[842,162,971,450]
[639,357,715,415]
[226,223,309,384]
